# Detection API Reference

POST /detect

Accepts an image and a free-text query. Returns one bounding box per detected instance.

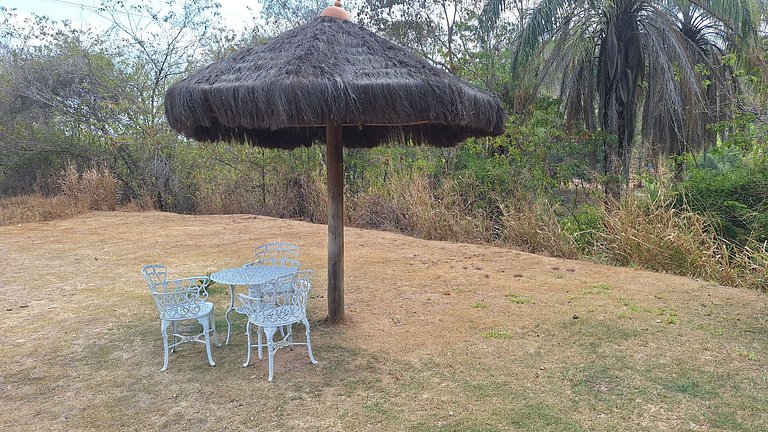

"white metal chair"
[141,264,218,371]
[244,241,301,341]
[236,269,318,382]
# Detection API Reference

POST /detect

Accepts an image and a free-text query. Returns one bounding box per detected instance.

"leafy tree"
[0,12,126,193]
[97,0,228,135]
[481,0,761,199]
[0,0,241,201]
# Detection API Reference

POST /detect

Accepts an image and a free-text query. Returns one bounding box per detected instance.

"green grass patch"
[581,283,613,295]
[452,286,475,294]
[654,307,679,324]
[736,350,758,361]
[471,301,489,309]
[505,403,585,431]
[618,298,643,312]
[483,329,513,339]
[661,376,718,399]
[705,411,756,431]
[506,293,535,304]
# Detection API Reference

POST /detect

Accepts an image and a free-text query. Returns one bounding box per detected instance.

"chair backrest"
[238,269,314,326]
[253,242,300,267]
[141,264,209,319]
[142,264,168,289]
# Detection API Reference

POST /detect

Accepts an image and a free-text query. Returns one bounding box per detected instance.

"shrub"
[560,203,604,252]
[678,165,768,245]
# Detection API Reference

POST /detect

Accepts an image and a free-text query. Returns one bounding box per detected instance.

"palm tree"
[482,0,760,199]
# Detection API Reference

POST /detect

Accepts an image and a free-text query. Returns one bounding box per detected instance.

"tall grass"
[60,164,120,211]
[0,164,121,225]
[351,173,482,242]
[195,168,328,222]
[0,194,79,225]
[732,240,768,291]
[598,194,766,290]
[499,199,581,259]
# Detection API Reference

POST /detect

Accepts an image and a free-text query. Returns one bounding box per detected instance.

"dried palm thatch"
[164,16,505,149]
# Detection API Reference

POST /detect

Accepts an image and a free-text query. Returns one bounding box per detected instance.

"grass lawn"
[1,211,766,431]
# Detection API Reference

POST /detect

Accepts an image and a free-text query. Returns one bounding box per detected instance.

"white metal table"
[210,266,297,344]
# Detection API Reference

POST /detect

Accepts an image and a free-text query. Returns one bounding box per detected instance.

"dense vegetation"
[0,0,766,289]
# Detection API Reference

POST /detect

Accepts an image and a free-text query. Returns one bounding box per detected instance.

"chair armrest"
[168,276,210,286]
[235,293,261,317]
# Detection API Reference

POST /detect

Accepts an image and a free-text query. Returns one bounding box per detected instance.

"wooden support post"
[326,121,344,323]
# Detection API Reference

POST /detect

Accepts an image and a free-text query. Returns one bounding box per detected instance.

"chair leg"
[243,321,252,368]
[210,309,220,347]
[302,318,318,365]
[263,326,278,382]
[199,316,216,367]
[287,324,294,351]
[257,325,263,359]
[171,321,177,353]
[160,320,171,372]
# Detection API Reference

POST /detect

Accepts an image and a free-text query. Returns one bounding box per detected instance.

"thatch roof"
[165,16,505,149]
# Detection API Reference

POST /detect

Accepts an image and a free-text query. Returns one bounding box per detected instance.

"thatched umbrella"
[164,2,505,323]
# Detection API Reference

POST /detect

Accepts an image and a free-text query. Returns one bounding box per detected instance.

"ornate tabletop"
[211,266,296,286]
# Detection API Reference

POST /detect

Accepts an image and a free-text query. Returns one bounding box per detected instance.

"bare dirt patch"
[1,211,766,431]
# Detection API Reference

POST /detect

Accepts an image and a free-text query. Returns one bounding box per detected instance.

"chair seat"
[248,305,305,327]
[160,301,214,321]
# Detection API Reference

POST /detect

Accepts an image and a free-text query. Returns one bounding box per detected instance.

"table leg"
[225,284,235,345]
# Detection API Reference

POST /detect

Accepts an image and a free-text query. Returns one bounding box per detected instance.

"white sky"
[0,0,260,31]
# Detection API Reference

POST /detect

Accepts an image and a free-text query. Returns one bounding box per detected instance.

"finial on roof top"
[320,0,350,20]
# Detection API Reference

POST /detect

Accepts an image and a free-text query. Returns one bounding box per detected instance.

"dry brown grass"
[297,170,328,224]
[60,164,120,211]
[1,212,766,431]
[0,194,81,225]
[196,177,262,215]
[732,239,768,291]
[197,169,329,224]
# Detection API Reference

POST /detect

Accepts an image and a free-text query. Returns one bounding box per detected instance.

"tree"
[0,11,127,193]
[481,0,760,199]
[97,0,228,135]
[356,0,516,105]
[0,0,244,201]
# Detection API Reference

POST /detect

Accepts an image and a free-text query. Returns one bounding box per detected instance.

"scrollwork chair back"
[249,242,300,268]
